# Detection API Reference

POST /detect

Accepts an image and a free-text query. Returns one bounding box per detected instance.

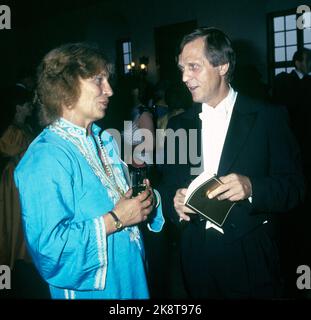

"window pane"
[274,16,284,31]
[304,28,311,44]
[123,42,129,53]
[305,43,311,50]
[286,30,297,45]
[286,67,295,73]
[124,65,129,74]
[275,47,285,62]
[274,32,285,47]
[286,45,297,61]
[123,53,130,65]
[285,14,296,30]
[275,68,286,75]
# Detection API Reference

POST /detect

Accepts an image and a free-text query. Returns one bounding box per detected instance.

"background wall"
[0,0,128,87]
[0,0,307,87]
[126,0,308,83]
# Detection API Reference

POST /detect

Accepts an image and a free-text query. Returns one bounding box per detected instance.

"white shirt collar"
[200,86,237,120]
[295,69,305,80]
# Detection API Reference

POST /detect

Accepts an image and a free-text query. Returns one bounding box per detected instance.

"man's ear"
[295,60,301,71]
[218,63,229,77]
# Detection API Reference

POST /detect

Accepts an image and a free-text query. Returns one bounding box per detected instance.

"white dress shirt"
[294,69,305,80]
[199,87,237,233]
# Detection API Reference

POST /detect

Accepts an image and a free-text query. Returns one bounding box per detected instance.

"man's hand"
[207,173,252,201]
[173,188,196,221]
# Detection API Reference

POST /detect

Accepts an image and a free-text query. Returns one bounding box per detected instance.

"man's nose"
[182,69,191,83]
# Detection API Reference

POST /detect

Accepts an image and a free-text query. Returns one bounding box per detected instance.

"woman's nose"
[102,80,113,97]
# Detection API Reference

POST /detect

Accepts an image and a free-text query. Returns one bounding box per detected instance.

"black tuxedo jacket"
[273,71,301,109]
[272,71,311,166]
[159,94,305,242]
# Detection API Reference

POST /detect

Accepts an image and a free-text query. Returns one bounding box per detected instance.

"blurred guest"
[150,80,170,120]
[272,48,311,297]
[0,86,34,269]
[272,48,311,143]
[122,77,155,167]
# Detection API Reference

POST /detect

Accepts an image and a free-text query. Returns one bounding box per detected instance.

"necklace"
[92,134,125,197]
[49,119,126,202]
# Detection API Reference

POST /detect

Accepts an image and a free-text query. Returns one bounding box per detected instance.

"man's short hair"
[179,27,236,82]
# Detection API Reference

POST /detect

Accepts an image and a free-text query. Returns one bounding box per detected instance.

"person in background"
[122,76,155,168]
[150,80,170,120]
[14,43,164,299]
[272,48,311,156]
[272,48,311,297]
[0,86,34,269]
[273,48,311,135]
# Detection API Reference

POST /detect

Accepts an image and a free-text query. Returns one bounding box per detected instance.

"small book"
[184,173,236,227]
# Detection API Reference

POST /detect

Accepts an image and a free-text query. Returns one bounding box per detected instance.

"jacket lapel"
[217,95,258,176]
[182,103,202,173]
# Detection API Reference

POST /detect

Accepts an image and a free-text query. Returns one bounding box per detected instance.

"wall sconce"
[127,56,149,75]
[126,61,135,72]
[139,56,149,73]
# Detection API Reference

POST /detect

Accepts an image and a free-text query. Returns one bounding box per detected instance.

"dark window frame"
[116,39,133,76]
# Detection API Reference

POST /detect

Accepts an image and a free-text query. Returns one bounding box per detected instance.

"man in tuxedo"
[159,27,304,298]
[272,49,311,296]
[273,48,311,141]
[273,48,311,175]
[273,48,311,107]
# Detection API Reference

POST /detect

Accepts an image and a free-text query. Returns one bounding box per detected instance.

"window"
[121,40,132,75]
[304,25,311,49]
[268,5,311,82]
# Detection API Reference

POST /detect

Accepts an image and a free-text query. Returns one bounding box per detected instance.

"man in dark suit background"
[272,48,311,298]
[159,27,304,298]
[273,48,311,107]
[273,48,311,144]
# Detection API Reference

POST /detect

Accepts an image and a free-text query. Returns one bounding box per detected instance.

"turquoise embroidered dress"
[14,118,164,299]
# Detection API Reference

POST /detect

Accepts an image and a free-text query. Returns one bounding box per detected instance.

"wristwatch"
[109,211,123,230]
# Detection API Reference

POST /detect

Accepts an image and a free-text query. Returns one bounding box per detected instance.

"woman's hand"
[113,178,155,227]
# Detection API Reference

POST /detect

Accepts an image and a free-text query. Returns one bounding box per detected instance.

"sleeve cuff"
[147,189,165,232]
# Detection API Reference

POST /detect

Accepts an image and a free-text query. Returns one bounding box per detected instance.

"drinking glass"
[130,166,147,197]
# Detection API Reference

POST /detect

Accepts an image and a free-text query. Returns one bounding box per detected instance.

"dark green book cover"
[185,176,236,227]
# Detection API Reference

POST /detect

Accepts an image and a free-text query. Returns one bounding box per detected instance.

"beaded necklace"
[90,132,125,198]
